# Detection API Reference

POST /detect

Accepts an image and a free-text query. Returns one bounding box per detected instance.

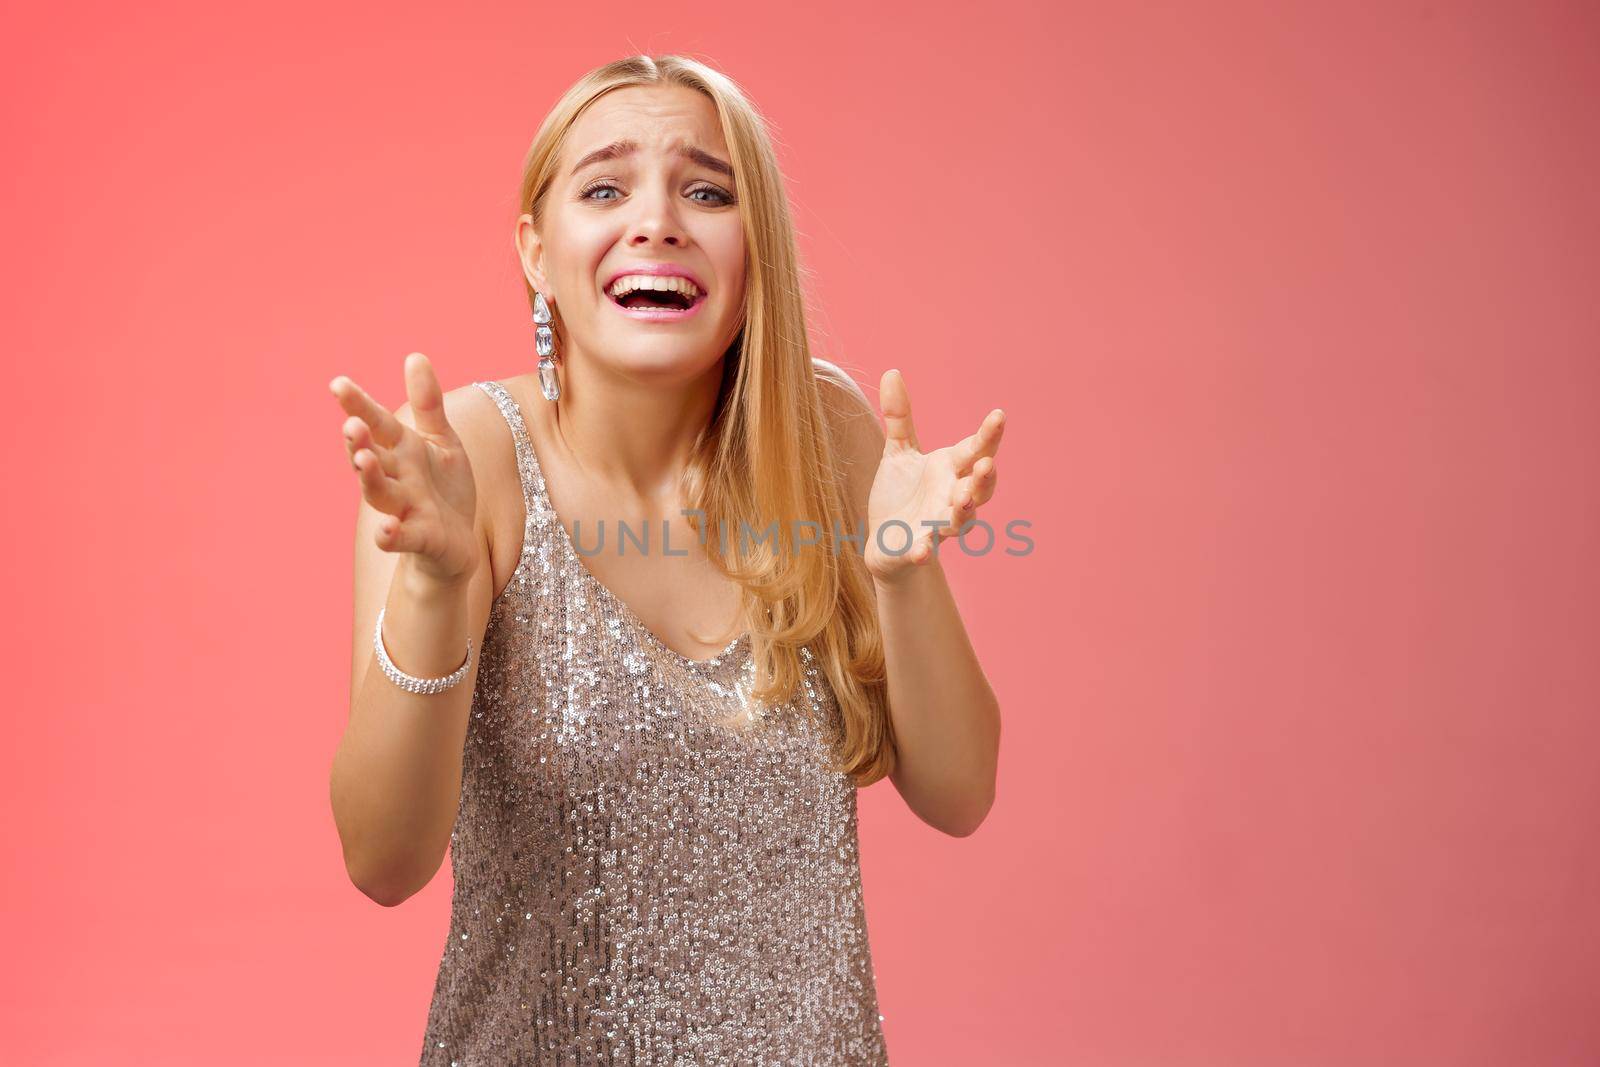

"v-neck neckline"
[498,378,750,671]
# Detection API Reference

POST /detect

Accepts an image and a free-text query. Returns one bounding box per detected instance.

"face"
[517,84,747,385]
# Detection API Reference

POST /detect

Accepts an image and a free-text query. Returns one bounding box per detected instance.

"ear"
[514,213,552,297]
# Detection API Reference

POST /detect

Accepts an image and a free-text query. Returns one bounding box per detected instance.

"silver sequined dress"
[417,380,890,1065]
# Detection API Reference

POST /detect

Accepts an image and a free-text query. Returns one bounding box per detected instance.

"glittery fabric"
[417,380,889,1065]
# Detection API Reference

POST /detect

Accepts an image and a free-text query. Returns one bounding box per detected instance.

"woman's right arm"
[327,353,496,907]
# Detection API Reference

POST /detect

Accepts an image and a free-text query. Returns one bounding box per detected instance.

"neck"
[549,350,726,508]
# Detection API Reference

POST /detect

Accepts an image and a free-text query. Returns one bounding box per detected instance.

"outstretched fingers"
[955,455,998,511]
[329,375,405,450]
[950,408,1006,474]
[877,368,921,453]
[372,507,431,556]
[343,415,399,478]
[352,446,409,516]
[936,455,999,549]
[403,352,455,439]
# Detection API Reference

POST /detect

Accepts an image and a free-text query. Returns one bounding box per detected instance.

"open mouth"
[610,288,701,311]
[604,274,707,316]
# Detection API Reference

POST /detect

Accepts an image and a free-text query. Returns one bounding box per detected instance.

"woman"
[328,54,1006,1064]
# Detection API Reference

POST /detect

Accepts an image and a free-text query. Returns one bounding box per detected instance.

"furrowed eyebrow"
[679,144,733,179]
[569,139,734,180]
[570,140,637,177]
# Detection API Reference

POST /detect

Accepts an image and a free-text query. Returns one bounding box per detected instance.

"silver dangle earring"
[534,291,560,402]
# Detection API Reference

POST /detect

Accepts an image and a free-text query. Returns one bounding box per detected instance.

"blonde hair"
[514,54,895,786]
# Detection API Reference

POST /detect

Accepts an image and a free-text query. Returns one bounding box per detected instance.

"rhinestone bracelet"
[373,606,473,695]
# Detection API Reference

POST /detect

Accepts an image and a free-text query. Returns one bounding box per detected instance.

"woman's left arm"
[816,362,1005,838]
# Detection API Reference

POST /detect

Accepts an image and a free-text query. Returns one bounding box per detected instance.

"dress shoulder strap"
[471,379,540,516]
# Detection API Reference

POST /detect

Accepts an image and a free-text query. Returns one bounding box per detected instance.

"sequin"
[417,380,890,1065]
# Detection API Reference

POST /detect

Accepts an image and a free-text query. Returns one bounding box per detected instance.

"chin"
[595,337,726,375]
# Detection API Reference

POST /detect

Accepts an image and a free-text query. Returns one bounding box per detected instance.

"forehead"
[562,84,727,161]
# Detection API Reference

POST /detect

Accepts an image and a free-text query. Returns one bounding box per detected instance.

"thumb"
[404,352,454,438]
[878,368,920,453]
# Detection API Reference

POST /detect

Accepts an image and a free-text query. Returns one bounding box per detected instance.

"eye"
[578,179,736,206]
[688,183,736,206]
[580,180,622,202]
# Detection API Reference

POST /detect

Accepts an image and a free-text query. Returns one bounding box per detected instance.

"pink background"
[5,2,1598,1064]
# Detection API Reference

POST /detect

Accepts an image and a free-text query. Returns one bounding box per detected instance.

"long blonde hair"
[514,54,896,787]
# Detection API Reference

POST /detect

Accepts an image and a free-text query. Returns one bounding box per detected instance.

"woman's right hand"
[329,352,480,586]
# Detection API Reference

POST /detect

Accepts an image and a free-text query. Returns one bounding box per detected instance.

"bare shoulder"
[389,375,484,429]
[812,356,875,420]
[811,357,884,528]
[813,356,883,451]
[392,378,511,482]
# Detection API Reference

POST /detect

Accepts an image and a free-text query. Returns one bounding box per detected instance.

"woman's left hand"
[863,368,1006,584]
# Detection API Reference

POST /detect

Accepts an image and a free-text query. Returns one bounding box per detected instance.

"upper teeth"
[607,274,702,301]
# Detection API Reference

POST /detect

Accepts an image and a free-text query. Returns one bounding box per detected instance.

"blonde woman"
[328,54,1006,1065]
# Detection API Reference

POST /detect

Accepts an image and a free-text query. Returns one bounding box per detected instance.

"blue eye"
[687,184,735,205]
[579,180,735,206]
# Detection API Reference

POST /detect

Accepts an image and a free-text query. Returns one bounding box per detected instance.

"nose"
[625,183,687,248]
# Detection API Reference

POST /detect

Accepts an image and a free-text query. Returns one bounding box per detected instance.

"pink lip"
[602,262,709,322]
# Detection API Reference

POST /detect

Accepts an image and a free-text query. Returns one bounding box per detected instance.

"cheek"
[721,275,748,319]
[709,232,747,309]
[544,218,612,301]
[696,210,741,264]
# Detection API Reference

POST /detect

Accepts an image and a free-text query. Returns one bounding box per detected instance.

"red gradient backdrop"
[4,2,1598,1064]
